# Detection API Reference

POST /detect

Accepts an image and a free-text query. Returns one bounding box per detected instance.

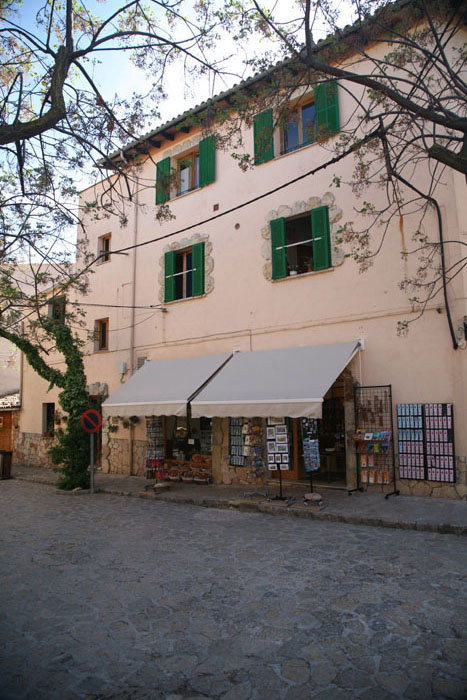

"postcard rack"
[397,403,455,483]
[353,385,399,499]
[145,416,165,479]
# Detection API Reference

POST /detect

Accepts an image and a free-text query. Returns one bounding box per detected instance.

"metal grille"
[354,385,397,495]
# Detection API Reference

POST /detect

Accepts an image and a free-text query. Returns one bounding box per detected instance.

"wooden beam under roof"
[161,131,175,141]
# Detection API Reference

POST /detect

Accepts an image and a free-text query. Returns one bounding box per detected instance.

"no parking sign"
[80,409,102,433]
[80,409,102,493]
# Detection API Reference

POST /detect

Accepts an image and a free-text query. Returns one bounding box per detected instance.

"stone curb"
[11,475,467,536]
[100,486,467,536]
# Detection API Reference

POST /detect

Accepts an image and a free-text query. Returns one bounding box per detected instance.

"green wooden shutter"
[164,250,176,302]
[191,242,205,297]
[311,206,331,270]
[156,157,171,204]
[270,218,287,279]
[199,135,215,187]
[254,109,274,165]
[315,81,339,137]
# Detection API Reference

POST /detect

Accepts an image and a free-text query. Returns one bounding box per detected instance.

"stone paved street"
[0,481,466,700]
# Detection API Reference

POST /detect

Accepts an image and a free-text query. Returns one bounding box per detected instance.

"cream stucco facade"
[17,42,467,498]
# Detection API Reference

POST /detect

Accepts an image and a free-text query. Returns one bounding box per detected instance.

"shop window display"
[165,416,212,483]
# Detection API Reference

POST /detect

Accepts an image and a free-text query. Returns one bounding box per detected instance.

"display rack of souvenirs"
[266,418,290,472]
[397,403,455,483]
[353,385,397,496]
[145,417,164,479]
[229,418,265,478]
[302,418,320,472]
[354,430,392,485]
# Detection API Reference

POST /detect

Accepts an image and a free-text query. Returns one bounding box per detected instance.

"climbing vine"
[0,318,92,489]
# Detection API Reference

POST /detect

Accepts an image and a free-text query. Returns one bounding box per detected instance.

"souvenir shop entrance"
[270,379,347,484]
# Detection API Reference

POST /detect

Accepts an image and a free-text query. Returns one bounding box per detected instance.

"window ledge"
[276,139,318,161]
[272,267,334,283]
[172,182,213,201]
[164,293,207,306]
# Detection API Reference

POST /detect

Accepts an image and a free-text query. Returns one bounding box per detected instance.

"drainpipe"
[129,174,139,475]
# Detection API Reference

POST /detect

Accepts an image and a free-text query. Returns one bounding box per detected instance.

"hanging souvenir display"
[266,418,290,470]
[353,385,397,496]
[145,416,164,479]
[302,418,320,472]
[229,418,265,477]
[397,403,455,483]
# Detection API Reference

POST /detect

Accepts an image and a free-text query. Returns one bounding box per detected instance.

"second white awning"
[190,342,361,418]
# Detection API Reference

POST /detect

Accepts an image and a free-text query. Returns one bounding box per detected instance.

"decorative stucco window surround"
[260,191,345,281]
[158,232,214,303]
[162,132,205,161]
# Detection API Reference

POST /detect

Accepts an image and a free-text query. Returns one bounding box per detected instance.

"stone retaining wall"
[101,434,146,476]
[397,457,466,500]
[14,432,56,469]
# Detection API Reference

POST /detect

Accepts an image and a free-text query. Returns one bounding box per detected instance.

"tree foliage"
[0,0,239,483]
[217,0,466,345]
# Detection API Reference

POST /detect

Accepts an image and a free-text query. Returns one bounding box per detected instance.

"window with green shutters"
[164,242,205,302]
[254,108,274,165]
[270,206,331,279]
[175,135,215,196]
[156,156,171,204]
[280,82,339,153]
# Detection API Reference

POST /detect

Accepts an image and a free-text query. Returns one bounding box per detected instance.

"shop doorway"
[271,379,347,484]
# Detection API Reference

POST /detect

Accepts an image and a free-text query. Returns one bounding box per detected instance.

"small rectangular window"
[42,402,55,436]
[48,296,66,322]
[98,234,111,263]
[95,318,109,351]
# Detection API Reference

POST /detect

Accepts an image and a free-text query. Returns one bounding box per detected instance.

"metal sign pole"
[90,433,94,494]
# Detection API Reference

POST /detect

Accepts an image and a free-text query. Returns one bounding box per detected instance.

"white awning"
[190,342,361,418]
[102,353,232,418]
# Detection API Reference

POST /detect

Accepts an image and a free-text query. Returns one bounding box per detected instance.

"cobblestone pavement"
[1,481,466,700]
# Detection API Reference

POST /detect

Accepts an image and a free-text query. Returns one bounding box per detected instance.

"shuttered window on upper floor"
[164,242,205,303]
[271,205,331,280]
[257,82,340,163]
[156,135,215,203]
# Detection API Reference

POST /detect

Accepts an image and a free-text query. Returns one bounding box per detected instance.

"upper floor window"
[282,101,316,154]
[164,242,205,302]
[156,135,215,205]
[270,206,332,279]
[178,151,200,195]
[98,234,111,263]
[48,296,66,322]
[254,81,340,165]
[95,318,109,351]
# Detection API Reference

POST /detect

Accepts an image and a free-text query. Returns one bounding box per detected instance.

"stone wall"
[101,433,146,476]
[14,432,56,469]
[396,457,466,500]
